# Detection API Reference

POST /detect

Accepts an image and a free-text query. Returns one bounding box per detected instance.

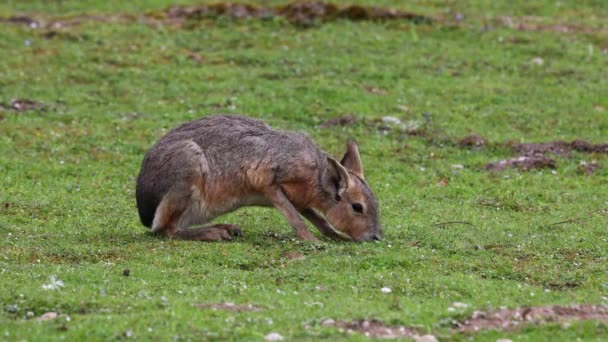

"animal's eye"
[352,203,363,213]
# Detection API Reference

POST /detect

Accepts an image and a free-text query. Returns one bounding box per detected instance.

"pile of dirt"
[458,135,487,148]
[318,318,435,340]
[0,98,46,112]
[485,154,556,172]
[468,137,607,172]
[195,302,262,312]
[454,304,608,332]
[495,16,608,35]
[1,2,431,30]
[578,160,601,175]
[319,115,358,128]
[163,2,431,27]
[514,140,608,155]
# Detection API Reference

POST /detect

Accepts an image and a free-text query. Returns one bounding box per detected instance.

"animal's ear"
[323,157,351,200]
[340,140,364,179]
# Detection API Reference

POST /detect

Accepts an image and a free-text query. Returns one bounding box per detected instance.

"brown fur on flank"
[136,115,381,242]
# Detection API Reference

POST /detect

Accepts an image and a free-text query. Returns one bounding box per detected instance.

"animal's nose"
[372,233,382,241]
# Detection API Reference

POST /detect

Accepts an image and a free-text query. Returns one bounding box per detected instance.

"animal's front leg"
[264,187,319,242]
[301,208,351,241]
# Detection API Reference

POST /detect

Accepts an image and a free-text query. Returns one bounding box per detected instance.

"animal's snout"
[358,232,382,242]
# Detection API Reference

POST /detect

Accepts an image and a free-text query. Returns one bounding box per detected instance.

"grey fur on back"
[136,115,327,227]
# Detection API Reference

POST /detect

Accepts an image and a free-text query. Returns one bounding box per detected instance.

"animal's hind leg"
[174,224,243,241]
[152,193,242,241]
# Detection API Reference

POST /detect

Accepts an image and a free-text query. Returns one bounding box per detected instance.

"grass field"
[1,0,607,340]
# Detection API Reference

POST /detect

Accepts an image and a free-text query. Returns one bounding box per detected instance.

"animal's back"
[136,115,323,227]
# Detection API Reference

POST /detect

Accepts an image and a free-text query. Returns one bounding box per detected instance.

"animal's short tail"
[135,189,158,228]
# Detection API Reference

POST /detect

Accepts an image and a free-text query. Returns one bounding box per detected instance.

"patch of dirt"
[484,139,607,172]
[183,49,206,63]
[495,16,608,35]
[570,140,608,153]
[578,160,601,175]
[513,141,571,155]
[319,115,358,128]
[1,15,40,28]
[276,3,431,27]
[362,85,389,96]
[164,3,274,23]
[319,318,434,340]
[37,312,59,321]
[1,98,46,112]
[514,140,608,155]
[454,304,608,333]
[1,2,431,30]
[458,135,487,148]
[282,251,306,260]
[195,302,262,312]
[485,154,556,172]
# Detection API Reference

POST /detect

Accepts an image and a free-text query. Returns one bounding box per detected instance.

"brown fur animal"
[136,115,381,242]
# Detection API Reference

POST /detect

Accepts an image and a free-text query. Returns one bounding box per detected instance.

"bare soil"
[458,135,487,148]
[319,318,426,339]
[195,302,262,312]
[485,154,556,171]
[319,115,358,128]
[463,136,608,172]
[0,2,431,30]
[454,304,608,333]
[1,98,46,112]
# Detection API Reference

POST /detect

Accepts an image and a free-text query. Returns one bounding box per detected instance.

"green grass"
[1,1,607,340]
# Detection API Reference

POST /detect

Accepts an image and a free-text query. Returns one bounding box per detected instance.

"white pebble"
[264,332,284,341]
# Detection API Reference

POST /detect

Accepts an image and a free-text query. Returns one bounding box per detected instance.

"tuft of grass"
[1,0,607,340]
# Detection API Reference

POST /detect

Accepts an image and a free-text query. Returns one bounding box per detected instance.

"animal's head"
[321,141,381,242]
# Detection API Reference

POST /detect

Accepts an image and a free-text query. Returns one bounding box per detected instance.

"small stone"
[38,312,58,321]
[496,339,513,342]
[452,302,469,309]
[414,335,438,342]
[381,287,392,293]
[321,318,335,327]
[382,116,402,125]
[26,311,34,318]
[264,332,284,341]
[531,57,544,66]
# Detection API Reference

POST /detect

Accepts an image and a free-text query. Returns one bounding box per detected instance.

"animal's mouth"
[354,232,382,242]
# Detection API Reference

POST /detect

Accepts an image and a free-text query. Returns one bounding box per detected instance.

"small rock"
[264,332,284,341]
[458,135,487,147]
[382,116,402,125]
[396,105,409,112]
[436,179,448,187]
[415,335,438,342]
[496,339,513,342]
[452,302,469,309]
[26,311,34,318]
[381,287,392,294]
[38,312,58,321]
[531,57,544,66]
[321,318,335,327]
